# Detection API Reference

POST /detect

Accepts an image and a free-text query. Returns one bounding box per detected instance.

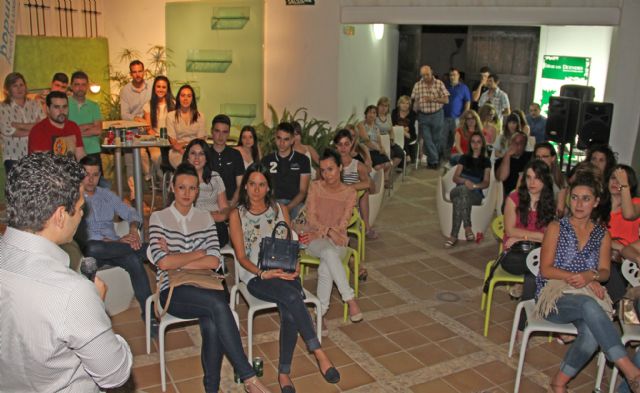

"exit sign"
[285,0,315,5]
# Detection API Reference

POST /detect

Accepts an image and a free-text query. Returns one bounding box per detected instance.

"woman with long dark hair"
[493,113,522,158]
[586,143,617,179]
[142,75,175,179]
[235,125,261,169]
[533,142,567,217]
[183,139,231,246]
[166,84,206,168]
[229,163,341,392]
[444,131,491,247]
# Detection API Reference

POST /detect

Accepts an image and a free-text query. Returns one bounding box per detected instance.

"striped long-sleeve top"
[148,203,221,292]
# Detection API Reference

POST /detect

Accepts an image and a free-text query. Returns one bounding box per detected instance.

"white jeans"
[306,238,353,314]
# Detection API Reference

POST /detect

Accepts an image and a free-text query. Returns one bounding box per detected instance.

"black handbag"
[258,221,299,273]
[482,240,541,294]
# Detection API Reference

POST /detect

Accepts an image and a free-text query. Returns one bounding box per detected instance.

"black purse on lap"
[258,221,299,273]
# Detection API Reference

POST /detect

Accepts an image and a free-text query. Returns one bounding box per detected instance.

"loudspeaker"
[545,96,581,144]
[577,102,614,150]
[560,84,595,103]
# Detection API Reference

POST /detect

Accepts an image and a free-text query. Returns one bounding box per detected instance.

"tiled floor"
[110,167,620,393]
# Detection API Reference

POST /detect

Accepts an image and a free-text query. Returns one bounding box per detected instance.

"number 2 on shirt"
[269,162,278,173]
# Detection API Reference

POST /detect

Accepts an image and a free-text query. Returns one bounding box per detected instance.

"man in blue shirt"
[442,68,471,161]
[526,102,547,143]
[77,155,153,323]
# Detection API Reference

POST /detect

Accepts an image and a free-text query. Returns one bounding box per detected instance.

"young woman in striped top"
[149,163,270,393]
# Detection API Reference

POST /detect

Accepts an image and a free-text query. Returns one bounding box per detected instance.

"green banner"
[542,55,590,80]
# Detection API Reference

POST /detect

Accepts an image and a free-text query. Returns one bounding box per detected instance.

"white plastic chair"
[436,164,498,239]
[594,259,640,393]
[368,168,385,225]
[508,248,578,393]
[392,126,408,181]
[228,246,323,361]
[379,134,393,194]
[144,243,239,392]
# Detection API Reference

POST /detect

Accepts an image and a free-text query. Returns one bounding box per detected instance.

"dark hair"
[238,163,276,211]
[533,142,566,189]
[570,171,610,224]
[78,154,101,168]
[52,72,68,84]
[610,164,638,197]
[489,73,500,83]
[333,129,353,145]
[503,113,522,134]
[150,76,175,129]
[480,66,491,73]
[46,91,68,107]
[276,122,294,135]
[70,71,89,83]
[6,153,85,232]
[3,72,26,104]
[530,102,541,110]
[238,125,260,163]
[129,60,144,71]
[364,105,377,116]
[174,85,200,124]
[172,162,199,186]
[182,138,214,184]
[212,114,231,128]
[586,144,617,179]
[320,148,341,167]
[292,121,302,135]
[464,131,487,160]
[516,160,556,229]
[449,67,461,74]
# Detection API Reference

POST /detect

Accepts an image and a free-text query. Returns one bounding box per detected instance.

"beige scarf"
[534,279,613,320]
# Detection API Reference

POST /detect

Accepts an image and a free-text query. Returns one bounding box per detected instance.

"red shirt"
[28,118,84,156]
[609,197,640,246]
[503,191,546,249]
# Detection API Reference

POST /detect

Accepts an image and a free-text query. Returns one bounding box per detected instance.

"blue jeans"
[247,277,321,374]
[618,300,640,393]
[276,198,303,221]
[442,116,458,158]
[85,240,152,315]
[160,285,255,392]
[544,294,627,377]
[418,110,444,165]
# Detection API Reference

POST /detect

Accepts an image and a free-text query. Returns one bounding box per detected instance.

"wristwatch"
[619,184,629,192]
[591,269,600,282]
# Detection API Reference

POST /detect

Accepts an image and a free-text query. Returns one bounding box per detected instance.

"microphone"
[80,257,98,281]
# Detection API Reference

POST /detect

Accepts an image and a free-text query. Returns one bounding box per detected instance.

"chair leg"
[145,296,153,354]
[609,367,620,393]
[248,308,255,361]
[314,300,323,343]
[508,302,525,357]
[160,322,168,392]
[514,329,532,393]
[483,279,496,336]
[594,352,606,393]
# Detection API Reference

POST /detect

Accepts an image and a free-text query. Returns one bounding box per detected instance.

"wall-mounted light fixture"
[373,24,384,40]
[89,83,101,94]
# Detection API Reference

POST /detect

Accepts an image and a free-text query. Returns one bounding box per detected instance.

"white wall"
[338,24,399,124]
[533,26,612,106]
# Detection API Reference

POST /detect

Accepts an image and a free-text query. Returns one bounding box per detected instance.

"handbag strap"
[154,286,174,321]
[271,220,292,240]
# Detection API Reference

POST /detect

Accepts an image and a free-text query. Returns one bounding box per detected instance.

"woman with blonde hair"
[478,103,500,145]
[450,109,483,165]
[391,95,418,163]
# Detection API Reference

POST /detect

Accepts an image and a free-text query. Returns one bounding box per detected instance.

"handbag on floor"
[155,269,225,320]
[258,221,299,273]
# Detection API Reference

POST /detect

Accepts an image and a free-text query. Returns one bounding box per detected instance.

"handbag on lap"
[258,221,299,273]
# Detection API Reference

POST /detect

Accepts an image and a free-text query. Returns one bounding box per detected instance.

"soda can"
[252,357,264,377]
[119,128,126,141]
[234,371,241,384]
[107,127,115,144]
[160,127,168,140]
[125,129,134,146]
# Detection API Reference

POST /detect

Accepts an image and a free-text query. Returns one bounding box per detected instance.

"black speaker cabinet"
[577,102,614,150]
[545,96,581,144]
[560,84,595,103]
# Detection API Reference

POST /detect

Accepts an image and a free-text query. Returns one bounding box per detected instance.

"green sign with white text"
[542,56,590,80]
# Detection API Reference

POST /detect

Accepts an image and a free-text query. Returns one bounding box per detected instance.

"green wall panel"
[166,0,263,130]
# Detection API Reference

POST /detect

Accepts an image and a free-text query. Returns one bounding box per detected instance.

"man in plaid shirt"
[411,65,450,169]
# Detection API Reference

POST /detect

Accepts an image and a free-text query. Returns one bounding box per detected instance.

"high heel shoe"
[278,374,296,393]
[244,376,270,393]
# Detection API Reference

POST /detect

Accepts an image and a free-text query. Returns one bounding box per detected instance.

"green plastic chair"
[347,206,365,269]
[481,215,525,337]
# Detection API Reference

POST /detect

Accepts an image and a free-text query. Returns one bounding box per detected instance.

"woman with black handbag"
[228,163,340,393]
[148,163,270,393]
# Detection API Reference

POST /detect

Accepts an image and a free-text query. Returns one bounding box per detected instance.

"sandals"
[444,238,458,248]
[465,229,475,242]
[358,268,368,282]
[366,228,379,240]
[243,376,270,393]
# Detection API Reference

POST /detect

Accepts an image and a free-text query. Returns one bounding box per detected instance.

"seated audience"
[0,72,45,173]
[210,114,245,206]
[478,103,500,145]
[376,97,404,172]
[493,113,522,158]
[166,84,206,168]
[148,163,270,393]
[346,124,373,170]
[391,95,418,163]
[357,105,392,184]
[183,139,231,246]
[142,75,174,178]
[586,143,617,179]
[261,122,311,219]
[450,109,483,165]
[301,149,363,325]
[444,131,491,248]
[536,171,640,393]
[533,142,567,217]
[292,121,319,179]
[235,125,261,169]
[229,163,341,392]
[496,131,533,208]
[0,153,132,392]
[513,109,531,135]
[526,103,547,143]
[77,155,153,326]
[29,91,85,160]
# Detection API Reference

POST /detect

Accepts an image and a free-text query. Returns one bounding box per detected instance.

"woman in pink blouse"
[300,149,363,326]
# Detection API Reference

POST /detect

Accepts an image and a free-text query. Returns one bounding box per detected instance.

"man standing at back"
[68,71,103,164]
[478,73,511,118]
[0,153,132,392]
[261,122,311,219]
[526,102,547,143]
[470,66,491,111]
[411,65,450,169]
[442,67,471,161]
[210,114,245,207]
